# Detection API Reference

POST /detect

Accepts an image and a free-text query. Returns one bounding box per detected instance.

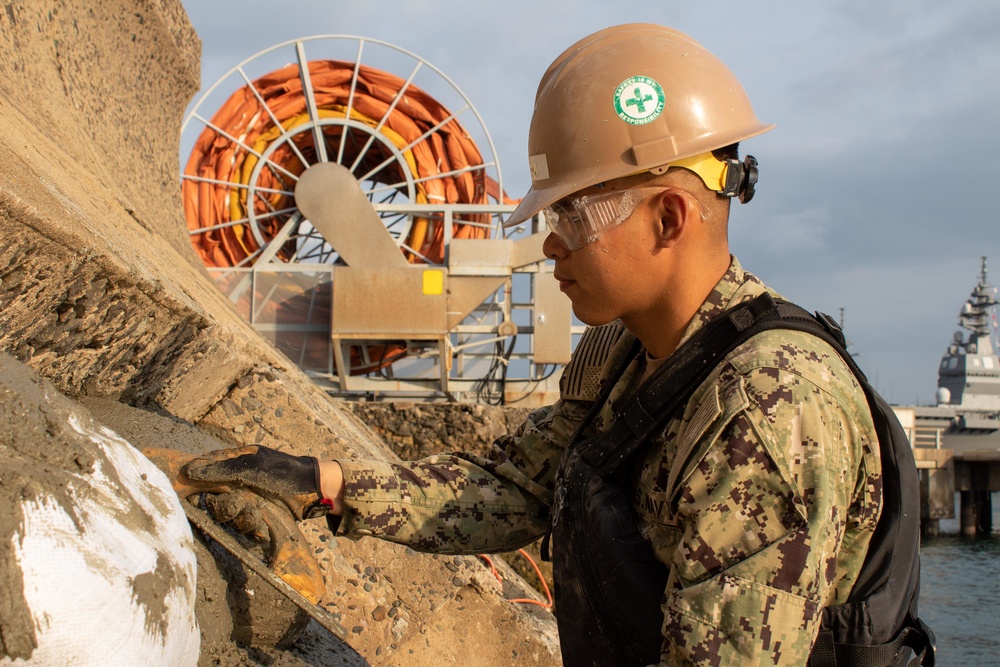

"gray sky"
[179,1,1000,405]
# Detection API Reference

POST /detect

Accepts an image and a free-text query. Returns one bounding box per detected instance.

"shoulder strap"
[578,292,812,473]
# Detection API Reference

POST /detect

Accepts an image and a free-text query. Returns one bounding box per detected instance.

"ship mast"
[937,257,1000,410]
[958,257,998,338]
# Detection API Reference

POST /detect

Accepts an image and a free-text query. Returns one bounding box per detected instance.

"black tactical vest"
[544,294,934,667]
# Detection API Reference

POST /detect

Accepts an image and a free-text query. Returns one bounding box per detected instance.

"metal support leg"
[439,336,453,400]
[332,337,349,392]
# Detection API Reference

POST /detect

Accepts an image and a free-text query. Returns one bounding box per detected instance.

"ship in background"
[894,257,1000,537]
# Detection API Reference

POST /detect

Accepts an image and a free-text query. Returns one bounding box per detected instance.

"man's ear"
[653,190,697,248]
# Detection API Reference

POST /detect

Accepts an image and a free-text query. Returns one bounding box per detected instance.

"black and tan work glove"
[182,445,333,521]
[142,445,330,604]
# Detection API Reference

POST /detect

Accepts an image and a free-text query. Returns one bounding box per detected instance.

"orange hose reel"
[183,58,517,375]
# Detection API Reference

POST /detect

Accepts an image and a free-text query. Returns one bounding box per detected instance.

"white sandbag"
[3,413,200,667]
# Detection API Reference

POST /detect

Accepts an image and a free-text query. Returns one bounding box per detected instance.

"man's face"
[542,186,666,328]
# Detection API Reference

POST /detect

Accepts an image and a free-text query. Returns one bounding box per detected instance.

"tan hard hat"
[506,23,775,226]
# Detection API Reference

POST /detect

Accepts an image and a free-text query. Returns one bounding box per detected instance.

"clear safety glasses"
[540,187,667,251]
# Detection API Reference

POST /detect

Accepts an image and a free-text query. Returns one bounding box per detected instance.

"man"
[182,24,899,666]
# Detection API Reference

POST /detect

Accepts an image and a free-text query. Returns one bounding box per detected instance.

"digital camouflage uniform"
[336,256,883,666]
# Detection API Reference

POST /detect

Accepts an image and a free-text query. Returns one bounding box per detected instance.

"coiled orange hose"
[184,59,514,267]
[182,59,517,374]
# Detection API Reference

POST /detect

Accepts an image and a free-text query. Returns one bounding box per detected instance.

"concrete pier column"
[960,491,978,537]
[960,490,993,536]
[978,491,993,534]
[916,451,955,539]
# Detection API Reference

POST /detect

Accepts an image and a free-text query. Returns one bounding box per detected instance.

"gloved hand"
[141,446,328,604]
[183,445,332,521]
[204,488,326,604]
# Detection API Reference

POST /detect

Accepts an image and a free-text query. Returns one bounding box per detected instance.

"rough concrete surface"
[0,1,559,665]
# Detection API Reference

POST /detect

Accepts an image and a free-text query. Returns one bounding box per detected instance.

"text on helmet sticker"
[613,76,665,126]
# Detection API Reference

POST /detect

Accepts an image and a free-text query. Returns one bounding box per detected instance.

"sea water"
[918,491,1000,666]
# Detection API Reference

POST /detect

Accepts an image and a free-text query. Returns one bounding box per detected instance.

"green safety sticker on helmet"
[613,76,665,126]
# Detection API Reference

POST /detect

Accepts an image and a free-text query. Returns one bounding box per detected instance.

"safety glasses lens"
[541,204,584,250]
[542,188,661,250]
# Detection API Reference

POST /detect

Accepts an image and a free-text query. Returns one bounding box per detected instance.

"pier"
[895,257,1000,537]
[904,433,1000,537]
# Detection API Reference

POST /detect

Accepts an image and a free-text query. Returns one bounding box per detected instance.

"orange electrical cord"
[478,550,554,610]
[182,59,518,374]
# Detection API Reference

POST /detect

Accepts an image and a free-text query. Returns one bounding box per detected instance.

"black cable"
[475,334,517,406]
[475,339,504,406]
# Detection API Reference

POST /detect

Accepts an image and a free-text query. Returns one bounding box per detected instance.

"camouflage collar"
[676,256,769,348]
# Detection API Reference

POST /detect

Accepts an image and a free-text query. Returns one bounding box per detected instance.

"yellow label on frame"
[422,269,444,295]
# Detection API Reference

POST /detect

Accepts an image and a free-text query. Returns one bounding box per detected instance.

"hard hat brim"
[503,187,561,228]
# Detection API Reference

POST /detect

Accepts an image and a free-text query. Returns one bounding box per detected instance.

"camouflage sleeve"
[334,322,627,555]
[335,398,592,554]
[658,334,881,666]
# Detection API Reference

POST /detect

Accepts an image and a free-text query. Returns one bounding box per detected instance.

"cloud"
[732,205,830,255]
